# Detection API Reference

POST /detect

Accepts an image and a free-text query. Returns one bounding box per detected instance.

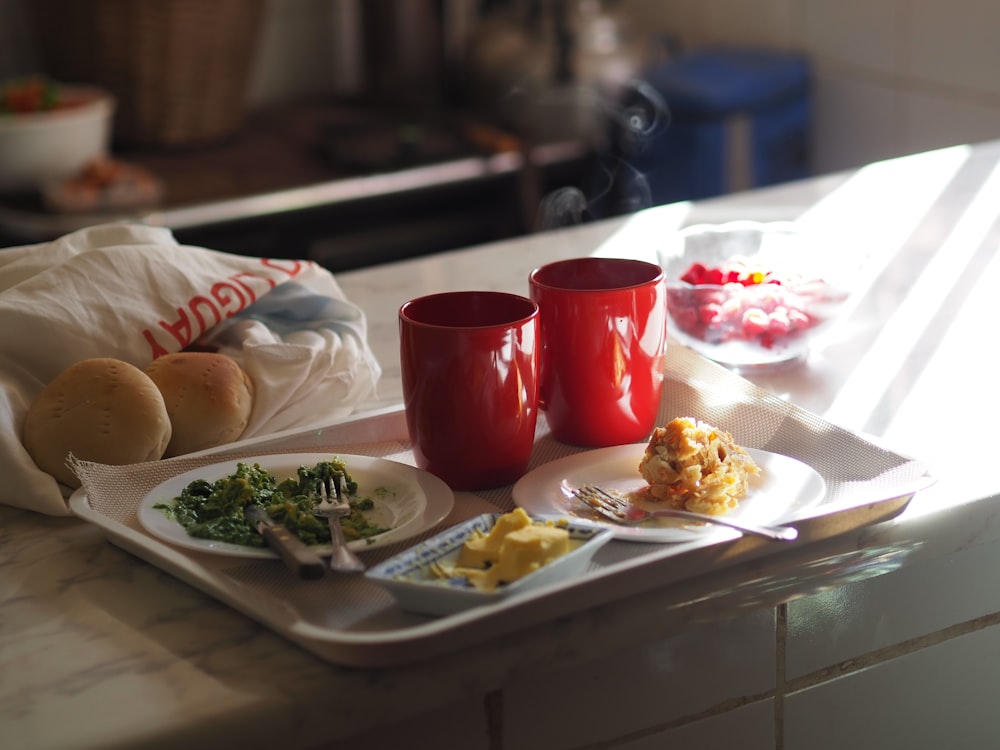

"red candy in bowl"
[658,221,851,370]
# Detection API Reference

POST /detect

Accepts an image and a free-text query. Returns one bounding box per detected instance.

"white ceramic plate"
[512,446,825,543]
[365,513,614,616]
[138,453,454,558]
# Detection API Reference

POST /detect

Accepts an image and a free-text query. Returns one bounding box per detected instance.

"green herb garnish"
[154,457,389,547]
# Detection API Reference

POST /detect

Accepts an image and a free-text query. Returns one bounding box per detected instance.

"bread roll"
[23,358,173,488]
[144,352,254,457]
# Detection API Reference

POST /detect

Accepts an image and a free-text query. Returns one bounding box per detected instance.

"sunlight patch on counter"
[824,145,1000,433]
[798,144,972,318]
[879,232,1000,510]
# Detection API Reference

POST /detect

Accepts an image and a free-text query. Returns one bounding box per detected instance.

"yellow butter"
[488,525,571,583]
[452,509,572,591]
[456,506,533,568]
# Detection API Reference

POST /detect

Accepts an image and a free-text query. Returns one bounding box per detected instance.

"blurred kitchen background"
[2,0,999,270]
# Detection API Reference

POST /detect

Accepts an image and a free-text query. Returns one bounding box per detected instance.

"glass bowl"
[658,221,852,370]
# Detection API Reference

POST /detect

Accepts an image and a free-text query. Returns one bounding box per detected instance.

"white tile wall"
[620,0,711,50]
[784,624,1000,750]
[906,0,1000,97]
[809,68,904,170]
[698,0,799,49]
[623,0,1000,174]
[801,0,902,76]
[343,693,492,750]
[339,634,776,750]
[786,535,1000,679]
[501,608,775,750]
[618,699,774,750]
[903,88,1000,158]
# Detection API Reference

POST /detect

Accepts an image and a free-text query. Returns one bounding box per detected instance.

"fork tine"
[313,472,365,572]
[575,483,799,541]
[574,485,627,520]
[582,484,628,512]
[591,485,627,508]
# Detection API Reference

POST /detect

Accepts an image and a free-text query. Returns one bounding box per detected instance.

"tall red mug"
[529,257,667,446]
[399,291,540,490]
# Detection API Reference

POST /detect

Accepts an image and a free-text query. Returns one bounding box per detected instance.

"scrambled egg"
[638,417,760,515]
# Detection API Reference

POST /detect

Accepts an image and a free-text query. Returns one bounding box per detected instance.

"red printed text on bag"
[141,259,309,358]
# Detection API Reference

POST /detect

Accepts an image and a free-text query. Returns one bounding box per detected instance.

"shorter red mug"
[399,291,540,490]
[529,257,667,446]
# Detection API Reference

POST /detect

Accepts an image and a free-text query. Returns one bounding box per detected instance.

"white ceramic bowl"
[658,221,854,370]
[0,84,115,193]
[365,512,614,616]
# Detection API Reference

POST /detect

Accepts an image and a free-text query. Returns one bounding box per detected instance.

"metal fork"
[314,474,366,572]
[573,484,798,542]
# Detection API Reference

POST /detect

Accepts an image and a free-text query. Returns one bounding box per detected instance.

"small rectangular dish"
[365,512,614,616]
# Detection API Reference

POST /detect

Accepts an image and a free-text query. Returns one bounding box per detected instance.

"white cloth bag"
[0,223,382,516]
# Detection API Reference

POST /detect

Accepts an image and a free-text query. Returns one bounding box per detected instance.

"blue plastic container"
[625,47,811,205]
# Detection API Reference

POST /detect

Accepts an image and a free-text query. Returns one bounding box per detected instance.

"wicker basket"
[30,0,265,148]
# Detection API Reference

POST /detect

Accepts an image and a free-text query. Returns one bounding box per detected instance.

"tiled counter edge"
[345,489,1000,750]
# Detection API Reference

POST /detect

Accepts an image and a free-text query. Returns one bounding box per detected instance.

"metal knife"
[244,504,326,580]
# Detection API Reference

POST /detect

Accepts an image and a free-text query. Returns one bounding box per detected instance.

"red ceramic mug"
[529,257,667,446]
[399,291,540,490]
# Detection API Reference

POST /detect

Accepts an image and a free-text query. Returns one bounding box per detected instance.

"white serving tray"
[69,349,934,667]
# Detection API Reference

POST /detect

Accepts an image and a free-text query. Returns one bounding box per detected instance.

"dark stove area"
[0,99,596,272]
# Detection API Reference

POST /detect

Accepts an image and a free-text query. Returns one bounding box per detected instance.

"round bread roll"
[144,352,254,457]
[22,358,173,488]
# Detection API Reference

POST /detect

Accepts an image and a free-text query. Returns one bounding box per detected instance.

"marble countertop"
[4,140,1000,749]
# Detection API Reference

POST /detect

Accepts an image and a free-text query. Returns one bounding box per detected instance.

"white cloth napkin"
[0,223,382,516]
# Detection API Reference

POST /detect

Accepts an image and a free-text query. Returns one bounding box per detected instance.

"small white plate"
[138,453,454,558]
[512,446,825,543]
[365,513,614,616]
